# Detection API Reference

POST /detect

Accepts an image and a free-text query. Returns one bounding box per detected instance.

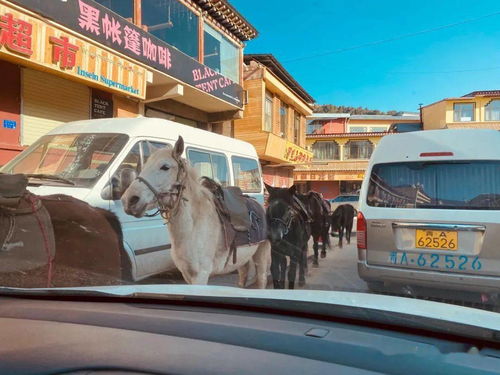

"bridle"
[268,201,298,237]
[134,154,188,223]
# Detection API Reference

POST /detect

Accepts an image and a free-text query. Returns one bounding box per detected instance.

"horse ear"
[288,185,297,195]
[264,183,274,194]
[173,136,184,158]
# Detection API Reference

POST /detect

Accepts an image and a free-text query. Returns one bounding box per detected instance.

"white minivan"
[357,129,500,303]
[1,117,264,281]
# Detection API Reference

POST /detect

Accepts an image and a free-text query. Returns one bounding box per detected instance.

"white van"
[1,117,264,281]
[357,129,500,301]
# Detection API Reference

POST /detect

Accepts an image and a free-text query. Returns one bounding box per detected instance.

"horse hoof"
[320,251,326,259]
[298,280,306,287]
[312,261,319,268]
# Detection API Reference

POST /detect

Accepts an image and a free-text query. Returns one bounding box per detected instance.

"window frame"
[485,99,500,122]
[280,102,288,138]
[231,155,262,193]
[186,147,230,187]
[203,21,241,82]
[264,92,273,132]
[453,102,475,122]
[141,0,200,60]
[344,140,374,160]
[293,111,301,145]
[312,141,340,161]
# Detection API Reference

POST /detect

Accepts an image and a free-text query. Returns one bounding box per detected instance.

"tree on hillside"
[313,104,402,115]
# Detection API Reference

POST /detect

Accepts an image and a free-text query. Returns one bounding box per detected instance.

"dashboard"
[0,295,499,374]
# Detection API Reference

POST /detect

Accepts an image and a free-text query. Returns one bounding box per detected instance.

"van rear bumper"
[358,261,500,294]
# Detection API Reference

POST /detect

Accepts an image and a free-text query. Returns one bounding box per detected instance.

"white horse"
[121,136,270,288]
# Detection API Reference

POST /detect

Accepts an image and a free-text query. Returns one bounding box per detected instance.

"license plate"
[389,251,482,271]
[415,229,458,250]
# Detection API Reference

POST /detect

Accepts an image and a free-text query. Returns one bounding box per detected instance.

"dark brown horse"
[297,191,331,267]
[0,194,126,288]
[330,204,357,248]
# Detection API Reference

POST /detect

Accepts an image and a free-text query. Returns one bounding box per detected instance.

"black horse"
[330,204,357,248]
[265,184,310,289]
[298,191,331,267]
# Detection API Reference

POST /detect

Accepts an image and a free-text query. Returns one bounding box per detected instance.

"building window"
[280,103,288,138]
[307,120,323,134]
[349,126,368,133]
[94,0,133,20]
[312,141,340,160]
[204,23,240,82]
[370,126,387,132]
[294,111,301,145]
[142,0,199,59]
[485,100,500,121]
[453,103,474,122]
[264,92,273,132]
[344,140,373,160]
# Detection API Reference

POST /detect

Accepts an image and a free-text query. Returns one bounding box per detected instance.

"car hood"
[9,284,499,332]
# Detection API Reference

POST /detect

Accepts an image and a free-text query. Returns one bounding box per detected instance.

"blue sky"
[231,0,500,112]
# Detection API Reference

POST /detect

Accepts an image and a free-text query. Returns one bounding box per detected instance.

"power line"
[390,66,500,74]
[283,10,500,64]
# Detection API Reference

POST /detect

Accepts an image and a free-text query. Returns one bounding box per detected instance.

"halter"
[135,154,188,223]
[268,202,298,236]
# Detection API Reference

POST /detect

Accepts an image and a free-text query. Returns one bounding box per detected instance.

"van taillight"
[357,211,367,250]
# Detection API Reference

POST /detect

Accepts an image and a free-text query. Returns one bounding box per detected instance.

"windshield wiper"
[27,173,75,186]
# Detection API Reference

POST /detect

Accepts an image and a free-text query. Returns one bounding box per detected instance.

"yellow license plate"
[415,229,458,250]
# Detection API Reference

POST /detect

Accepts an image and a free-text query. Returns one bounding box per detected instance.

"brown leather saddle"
[201,177,266,265]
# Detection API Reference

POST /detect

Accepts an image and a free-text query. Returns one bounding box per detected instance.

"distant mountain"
[313,104,403,115]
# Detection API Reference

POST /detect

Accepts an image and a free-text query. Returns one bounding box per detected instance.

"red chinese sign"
[50,36,79,69]
[0,12,33,56]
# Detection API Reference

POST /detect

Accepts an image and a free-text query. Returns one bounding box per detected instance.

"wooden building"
[234,54,314,188]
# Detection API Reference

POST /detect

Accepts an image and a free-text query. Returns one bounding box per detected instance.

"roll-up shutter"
[22,69,90,145]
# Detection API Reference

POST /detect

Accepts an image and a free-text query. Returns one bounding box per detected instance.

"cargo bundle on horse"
[0,173,126,287]
[122,136,270,288]
[266,184,310,289]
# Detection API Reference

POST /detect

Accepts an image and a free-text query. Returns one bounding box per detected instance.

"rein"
[135,156,188,223]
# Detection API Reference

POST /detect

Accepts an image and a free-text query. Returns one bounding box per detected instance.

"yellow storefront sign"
[0,1,147,99]
[283,141,313,164]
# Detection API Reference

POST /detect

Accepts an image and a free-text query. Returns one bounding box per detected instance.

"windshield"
[368,161,500,209]
[2,133,128,188]
[0,0,498,335]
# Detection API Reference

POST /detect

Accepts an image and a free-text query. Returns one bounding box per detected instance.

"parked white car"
[1,117,264,282]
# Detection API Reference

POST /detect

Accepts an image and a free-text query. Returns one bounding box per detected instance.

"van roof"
[46,117,257,156]
[371,129,500,164]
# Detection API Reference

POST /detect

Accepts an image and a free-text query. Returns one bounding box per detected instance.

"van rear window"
[367,161,500,210]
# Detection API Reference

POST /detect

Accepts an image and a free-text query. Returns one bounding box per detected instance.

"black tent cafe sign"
[11,0,243,107]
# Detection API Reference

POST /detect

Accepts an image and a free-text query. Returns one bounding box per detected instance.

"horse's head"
[265,184,296,242]
[122,136,185,218]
